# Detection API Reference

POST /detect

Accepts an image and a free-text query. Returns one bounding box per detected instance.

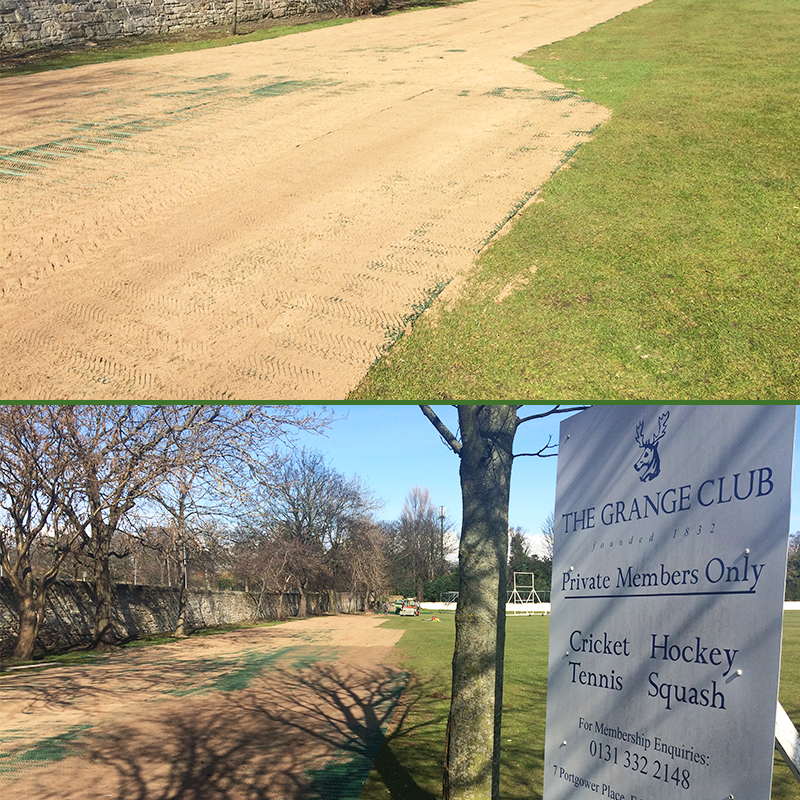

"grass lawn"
[362,612,800,800]
[352,0,800,400]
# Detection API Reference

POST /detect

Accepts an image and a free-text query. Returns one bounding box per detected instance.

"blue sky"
[292,404,800,555]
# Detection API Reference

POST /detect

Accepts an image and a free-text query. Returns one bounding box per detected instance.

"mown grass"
[362,612,800,800]
[774,612,800,800]
[352,0,800,400]
[361,613,553,800]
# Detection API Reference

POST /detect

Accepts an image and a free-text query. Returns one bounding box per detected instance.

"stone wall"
[0,0,342,52]
[0,577,364,659]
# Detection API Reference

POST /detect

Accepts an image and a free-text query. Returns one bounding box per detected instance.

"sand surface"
[0,615,407,799]
[0,0,648,399]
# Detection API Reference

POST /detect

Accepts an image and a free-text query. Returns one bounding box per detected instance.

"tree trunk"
[174,584,188,637]
[174,510,189,636]
[8,567,66,662]
[11,591,40,662]
[444,405,518,800]
[91,519,116,650]
[297,585,307,618]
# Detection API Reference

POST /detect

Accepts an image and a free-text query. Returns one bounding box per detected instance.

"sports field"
[0,616,406,799]
[0,0,647,399]
[2,613,798,799]
[355,0,800,399]
[362,613,800,800]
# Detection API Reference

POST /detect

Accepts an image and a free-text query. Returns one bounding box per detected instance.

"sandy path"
[0,615,406,799]
[0,0,648,400]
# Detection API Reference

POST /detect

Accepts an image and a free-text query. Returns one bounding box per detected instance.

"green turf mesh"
[304,671,409,800]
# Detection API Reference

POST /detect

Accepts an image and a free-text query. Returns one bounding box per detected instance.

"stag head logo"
[634,411,670,482]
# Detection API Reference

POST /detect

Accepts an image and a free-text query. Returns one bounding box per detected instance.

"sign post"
[543,405,795,800]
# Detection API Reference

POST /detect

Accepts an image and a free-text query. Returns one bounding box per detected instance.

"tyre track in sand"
[0,0,651,399]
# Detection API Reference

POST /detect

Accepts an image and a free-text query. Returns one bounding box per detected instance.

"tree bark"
[173,495,189,637]
[174,584,188,637]
[91,518,116,650]
[8,569,59,662]
[444,405,519,800]
[11,588,40,662]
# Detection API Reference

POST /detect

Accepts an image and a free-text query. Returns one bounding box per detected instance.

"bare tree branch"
[513,434,558,459]
[516,405,590,425]
[419,405,462,455]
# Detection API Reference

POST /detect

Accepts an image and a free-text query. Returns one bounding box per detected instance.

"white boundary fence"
[420,601,799,614]
[420,600,551,614]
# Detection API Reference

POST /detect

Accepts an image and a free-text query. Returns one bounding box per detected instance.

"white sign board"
[543,405,795,800]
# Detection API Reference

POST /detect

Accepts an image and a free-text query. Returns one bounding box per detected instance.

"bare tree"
[419,404,586,800]
[56,406,216,649]
[56,405,331,648]
[0,407,84,662]
[148,406,333,633]
[540,511,555,562]
[194,521,234,590]
[229,519,294,616]
[787,531,800,602]
[508,526,531,577]
[341,519,390,609]
[151,468,198,635]
[263,448,381,617]
[396,486,449,600]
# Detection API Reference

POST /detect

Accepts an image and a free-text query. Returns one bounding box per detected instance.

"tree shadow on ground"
[3,660,440,800]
